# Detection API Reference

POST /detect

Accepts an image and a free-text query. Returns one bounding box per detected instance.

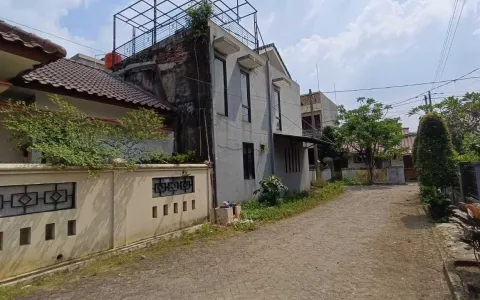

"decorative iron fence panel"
[0,183,76,218]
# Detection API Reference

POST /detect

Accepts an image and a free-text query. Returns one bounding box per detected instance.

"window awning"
[274,133,322,144]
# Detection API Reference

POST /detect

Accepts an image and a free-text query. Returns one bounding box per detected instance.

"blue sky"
[2,0,480,130]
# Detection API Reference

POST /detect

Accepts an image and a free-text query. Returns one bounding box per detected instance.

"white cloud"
[283,0,476,68]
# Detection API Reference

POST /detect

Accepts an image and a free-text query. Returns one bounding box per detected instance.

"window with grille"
[285,148,301,173]
[274,89,282,130]
[241,71,251,122]
[214,56,228,116]
[243,143,255,180]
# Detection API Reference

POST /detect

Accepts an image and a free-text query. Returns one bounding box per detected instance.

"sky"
[2,0,480,131]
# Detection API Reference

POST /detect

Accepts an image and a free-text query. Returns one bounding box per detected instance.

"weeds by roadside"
[242,182,345,221]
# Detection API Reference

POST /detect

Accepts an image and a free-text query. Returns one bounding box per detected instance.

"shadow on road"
[401,215,432,229]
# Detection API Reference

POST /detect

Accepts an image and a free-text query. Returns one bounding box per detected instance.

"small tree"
[336,98,404,184]
[416,113,456,189]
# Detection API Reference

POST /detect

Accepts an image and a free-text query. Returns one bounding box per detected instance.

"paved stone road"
[24,185,451,300]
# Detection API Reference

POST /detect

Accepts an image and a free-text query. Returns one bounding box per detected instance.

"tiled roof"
[0,20,66,61]
[18,58,173,112]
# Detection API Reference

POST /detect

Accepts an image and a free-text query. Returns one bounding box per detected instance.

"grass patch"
[242,181,345,221]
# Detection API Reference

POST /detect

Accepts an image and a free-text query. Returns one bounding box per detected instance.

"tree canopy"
[409,92,480,152]
[336,97,404,183]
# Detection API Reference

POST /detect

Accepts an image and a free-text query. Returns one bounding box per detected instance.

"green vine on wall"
[1,95,170,176]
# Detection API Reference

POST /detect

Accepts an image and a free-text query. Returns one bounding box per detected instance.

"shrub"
[253,175,288,206]
[311,178,327,189]
[420,185,449,221]
[417,113,457,189]
[137,151,197,164]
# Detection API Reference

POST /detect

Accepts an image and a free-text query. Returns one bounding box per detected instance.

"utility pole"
[309,89,321,181]
[424,95,428,106]
[428,91,432,108]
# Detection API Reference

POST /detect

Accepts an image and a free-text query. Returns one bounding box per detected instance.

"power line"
[0,16,107,55]
[313,75,480,94]
[389,66,480,107]
[438,0,466,83]
[432,0,460,88]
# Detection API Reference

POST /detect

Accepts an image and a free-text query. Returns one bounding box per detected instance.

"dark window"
[183,201,187,212]
[68,220,76,236]
[192,200,196,210]
[314,114,321,129]
[163,204,168,216]
[45,223,55,241]
[214,56,228,116]
[274,89,282,130]
[243,143,255,180]
[20,227,31,246]
[241,71,251,122]
[353,154,363,164]
[0,232,3,250]
[302,116,311,130]
[152,206,158,218]
[174,203,178,214]
[285,148,301,173]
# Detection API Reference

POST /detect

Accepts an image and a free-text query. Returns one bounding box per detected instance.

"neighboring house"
[343,128,418,180]
[300,91,338,137]
[0,21,175,163]
[300,91,338,167]
[112,0,319,204]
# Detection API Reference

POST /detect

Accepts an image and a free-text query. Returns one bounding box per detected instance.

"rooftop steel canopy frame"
[113,0,259,60]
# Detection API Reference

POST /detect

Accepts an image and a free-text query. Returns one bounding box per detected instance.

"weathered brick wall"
[116,31,213,160]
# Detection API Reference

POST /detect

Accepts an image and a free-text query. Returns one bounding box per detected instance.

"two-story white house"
[210,26,316,204]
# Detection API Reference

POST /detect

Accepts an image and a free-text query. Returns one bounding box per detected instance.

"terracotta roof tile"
[0,20,66,61]
[19,58,173,112]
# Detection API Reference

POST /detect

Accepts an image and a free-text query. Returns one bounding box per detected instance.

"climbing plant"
[186,2,213,39]
[1,94,169,175]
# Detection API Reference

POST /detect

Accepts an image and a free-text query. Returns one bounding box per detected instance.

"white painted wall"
[209,22,309,204]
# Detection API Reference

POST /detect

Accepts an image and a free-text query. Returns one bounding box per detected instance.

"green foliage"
[318,126,346,160]
[311,178,327,189]
[0,95,169,174]
[336,98,404,184]
[416,113,457,188]
[137,151,197,164]
[186,2,213,38]
[463,133,480,156]
[253,175,288,206]
[243,182,345,221]
[419,185,449,221]
[409,92,480,152]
